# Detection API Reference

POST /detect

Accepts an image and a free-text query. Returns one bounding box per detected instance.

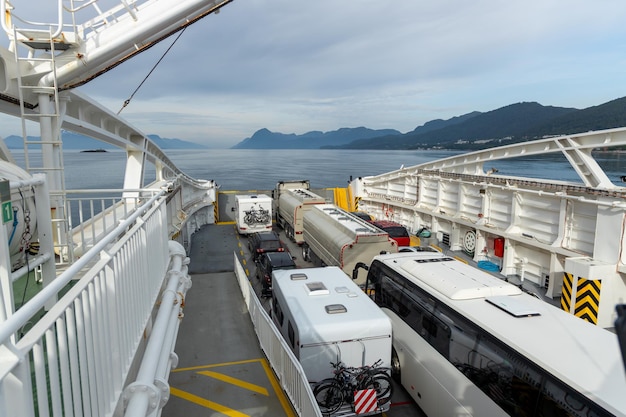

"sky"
[4,0,626,148]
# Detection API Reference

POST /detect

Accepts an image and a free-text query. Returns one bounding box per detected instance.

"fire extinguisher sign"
[0,180,12,224]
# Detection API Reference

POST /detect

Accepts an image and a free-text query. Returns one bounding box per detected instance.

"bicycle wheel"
[369,373,393,405]
[313,379,344,414]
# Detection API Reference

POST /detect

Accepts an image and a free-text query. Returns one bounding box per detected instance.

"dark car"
[370,220,411,247]
[256,251,296,296]
[248,231,285,261]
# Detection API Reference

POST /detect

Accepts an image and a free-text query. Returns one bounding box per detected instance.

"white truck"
[276,188,326,244]
[235,194,273,234]
[301,204,398,284]
[271,266,392,384]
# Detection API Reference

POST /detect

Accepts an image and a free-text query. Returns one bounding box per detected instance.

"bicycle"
[313,360,393,414]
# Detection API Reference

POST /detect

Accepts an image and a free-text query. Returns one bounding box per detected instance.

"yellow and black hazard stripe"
[573,278,601,324]
[561,273,601,324]
[560,272,573,312]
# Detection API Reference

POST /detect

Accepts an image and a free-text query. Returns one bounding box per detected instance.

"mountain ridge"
[231,126,402,149]
[233,96,626,151]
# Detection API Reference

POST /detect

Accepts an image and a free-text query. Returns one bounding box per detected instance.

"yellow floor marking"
[453,255,468,264]
[172,359,296,416]
[260,358,296,417]
[198,370,269,396]
[173,358,262,373]
[170,387,250,417]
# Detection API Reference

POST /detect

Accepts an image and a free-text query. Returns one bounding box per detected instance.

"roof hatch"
[325,304,347,314]
[290,273,308,281]
[306,281,330,295]
[485,296,540,317]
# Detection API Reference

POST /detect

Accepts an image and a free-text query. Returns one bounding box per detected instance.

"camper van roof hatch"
[290,273,308,281]
[325,304,347,314]
[306,281,330,295]
[336,286,359,297]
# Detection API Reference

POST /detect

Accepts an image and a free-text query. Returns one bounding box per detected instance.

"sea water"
[9,148,626,190]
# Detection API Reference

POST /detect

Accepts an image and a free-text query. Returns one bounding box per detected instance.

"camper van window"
[288,322,296,348]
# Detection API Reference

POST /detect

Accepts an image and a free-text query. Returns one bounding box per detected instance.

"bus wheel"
[391,347,401,383]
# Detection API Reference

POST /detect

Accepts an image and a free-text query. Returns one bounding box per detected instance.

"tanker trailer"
[276,188,325,243]
[301,204,397,284]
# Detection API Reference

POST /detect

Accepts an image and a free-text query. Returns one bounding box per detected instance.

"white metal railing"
[65,189,155,259]
[233,253,322,417]
[0,187,189,417]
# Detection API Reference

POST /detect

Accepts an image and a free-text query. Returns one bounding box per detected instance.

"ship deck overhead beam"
[0,0,234,103]
[413,128,626,188]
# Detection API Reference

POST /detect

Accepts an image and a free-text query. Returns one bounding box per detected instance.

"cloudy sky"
[5,0,626,148]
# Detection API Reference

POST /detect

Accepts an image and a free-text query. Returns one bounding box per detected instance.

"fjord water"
[11,148,626,190]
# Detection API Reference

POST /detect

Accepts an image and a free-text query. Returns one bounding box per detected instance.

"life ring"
[385,206,394,217]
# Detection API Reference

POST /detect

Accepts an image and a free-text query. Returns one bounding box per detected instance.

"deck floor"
[162,223,296,417]
[163,222,426,417]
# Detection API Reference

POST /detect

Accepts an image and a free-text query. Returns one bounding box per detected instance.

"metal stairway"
[12,25,74,264]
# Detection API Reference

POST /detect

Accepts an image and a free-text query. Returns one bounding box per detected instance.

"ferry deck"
[162,222,427,417]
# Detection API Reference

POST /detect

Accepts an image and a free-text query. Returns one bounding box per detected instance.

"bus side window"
[378,275,409,318]
[422,314,451,358]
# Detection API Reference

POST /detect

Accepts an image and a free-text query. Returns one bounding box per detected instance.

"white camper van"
[271,266,392,383]
[235,194,272,234]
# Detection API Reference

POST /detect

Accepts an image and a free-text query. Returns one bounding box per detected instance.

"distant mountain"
[233,96,626,151]
[332,111,484,150]
[521,96,626,138]
[231,127,401,149]
[410,111,482,135]
[3,132,206,150]
[329,97,626,150]
[146,134,207,149]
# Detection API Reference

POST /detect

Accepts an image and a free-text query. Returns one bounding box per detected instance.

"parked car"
[248,231,285,261]
[256,252,297,296]
[370,220,411,247]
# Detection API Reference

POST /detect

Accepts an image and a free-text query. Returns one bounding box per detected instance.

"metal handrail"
[1,0,64,39]
[0,185,167,345]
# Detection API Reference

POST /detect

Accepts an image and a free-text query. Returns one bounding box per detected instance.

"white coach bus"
[363,251,626,417]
